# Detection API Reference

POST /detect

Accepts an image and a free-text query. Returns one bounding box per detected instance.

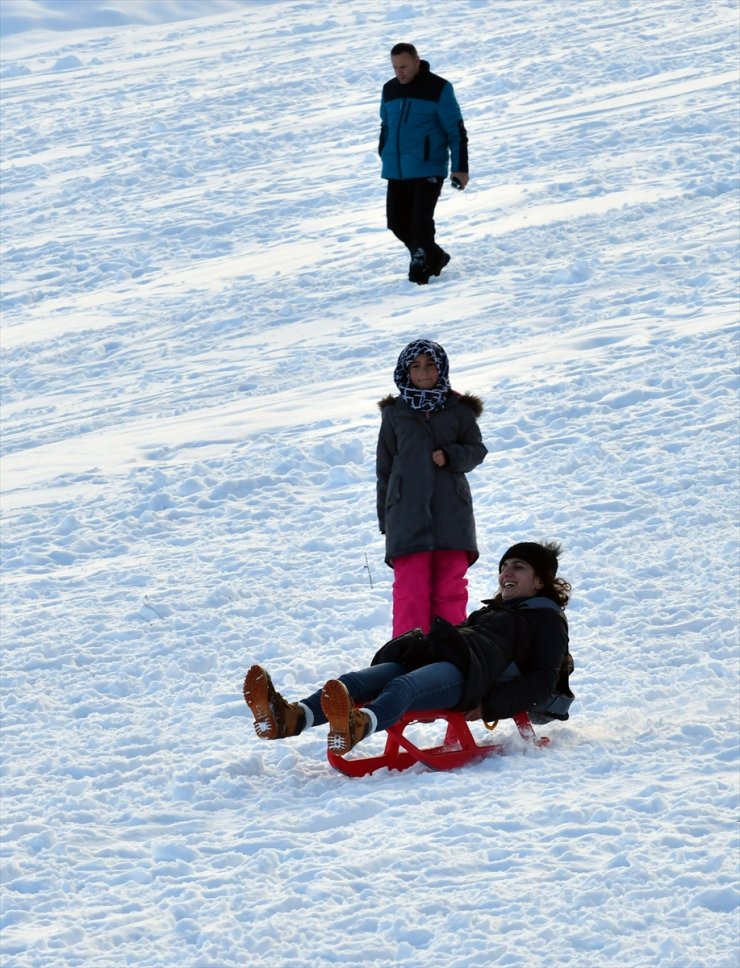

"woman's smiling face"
[498,558,543,600]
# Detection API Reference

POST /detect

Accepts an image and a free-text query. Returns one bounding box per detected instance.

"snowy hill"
[1,1,739,966]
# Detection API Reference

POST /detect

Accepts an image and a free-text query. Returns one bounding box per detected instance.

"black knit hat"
[498,541,560,578]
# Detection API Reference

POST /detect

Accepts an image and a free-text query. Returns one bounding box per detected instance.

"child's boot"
[243,665,305,740]
[320,679,372,756]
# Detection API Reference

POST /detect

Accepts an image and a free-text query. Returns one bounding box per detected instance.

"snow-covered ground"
[1,1,739,966]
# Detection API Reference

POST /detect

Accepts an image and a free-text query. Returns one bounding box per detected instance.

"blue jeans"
[301,662,465,733]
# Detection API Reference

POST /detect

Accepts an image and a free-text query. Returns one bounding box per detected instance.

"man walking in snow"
[378,43,469,285]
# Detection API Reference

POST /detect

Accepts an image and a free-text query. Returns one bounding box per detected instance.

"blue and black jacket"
[379,60,469,181]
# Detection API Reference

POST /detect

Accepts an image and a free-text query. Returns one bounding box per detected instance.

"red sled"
[327,709,550,777]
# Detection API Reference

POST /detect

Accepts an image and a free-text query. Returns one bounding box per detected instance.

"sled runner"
[327,709,550,777]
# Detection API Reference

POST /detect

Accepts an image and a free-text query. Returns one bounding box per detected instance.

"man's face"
[391,53,421,85]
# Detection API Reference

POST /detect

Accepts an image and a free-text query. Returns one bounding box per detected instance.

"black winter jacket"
[371,596,569,721]
[376,391,486,565]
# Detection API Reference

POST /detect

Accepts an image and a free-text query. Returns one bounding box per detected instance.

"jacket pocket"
[423,135,430,161]
[386,475,401,509]
[454,474,472,505]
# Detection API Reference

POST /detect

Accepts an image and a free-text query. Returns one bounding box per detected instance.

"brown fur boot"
[320,679,371,756]
[243,665,305,740]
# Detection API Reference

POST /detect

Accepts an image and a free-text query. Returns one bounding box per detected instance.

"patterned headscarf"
[393,339,451,412]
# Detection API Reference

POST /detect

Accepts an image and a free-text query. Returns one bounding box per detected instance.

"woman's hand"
[432,449,447,467]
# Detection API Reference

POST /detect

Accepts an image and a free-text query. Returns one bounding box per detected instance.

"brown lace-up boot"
[320,679,371,756]
[243,665,305,740]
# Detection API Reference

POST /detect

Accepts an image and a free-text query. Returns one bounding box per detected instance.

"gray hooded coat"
[376,391,487,565]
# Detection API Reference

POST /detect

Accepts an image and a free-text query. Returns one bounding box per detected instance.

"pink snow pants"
[391,549,470,637]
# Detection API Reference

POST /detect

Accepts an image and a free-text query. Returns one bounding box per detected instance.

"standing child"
[377,338,487,636]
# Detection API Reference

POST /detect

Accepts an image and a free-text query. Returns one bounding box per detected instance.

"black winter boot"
[429,249,451,277]
[408,248,430,285]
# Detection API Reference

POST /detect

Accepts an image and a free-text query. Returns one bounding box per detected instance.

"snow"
[1,0,738,966]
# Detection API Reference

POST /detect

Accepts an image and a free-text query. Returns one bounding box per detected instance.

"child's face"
[408,353,439,389]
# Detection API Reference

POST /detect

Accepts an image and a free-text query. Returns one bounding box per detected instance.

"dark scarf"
[393,339,450,412]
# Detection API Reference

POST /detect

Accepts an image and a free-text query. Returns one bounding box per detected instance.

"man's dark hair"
[390,43,418,58]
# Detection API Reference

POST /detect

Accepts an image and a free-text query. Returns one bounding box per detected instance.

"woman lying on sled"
[242,541,571,758]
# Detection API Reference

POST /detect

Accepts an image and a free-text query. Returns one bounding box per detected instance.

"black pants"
[386,177,445,261]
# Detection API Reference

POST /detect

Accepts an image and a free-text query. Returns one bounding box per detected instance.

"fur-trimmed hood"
[378,391,483,418]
